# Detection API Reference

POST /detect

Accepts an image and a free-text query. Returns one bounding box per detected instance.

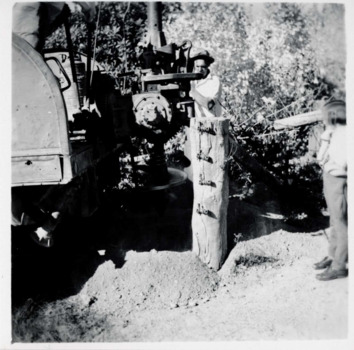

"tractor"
[11,2,202,246]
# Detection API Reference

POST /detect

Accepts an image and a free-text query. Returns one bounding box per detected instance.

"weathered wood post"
[190,117,229,270]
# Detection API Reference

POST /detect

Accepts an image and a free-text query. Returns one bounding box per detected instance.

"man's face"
[194,59,209,78]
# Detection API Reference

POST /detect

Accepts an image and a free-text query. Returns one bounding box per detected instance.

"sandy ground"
[11,231,348,343]
[10,181,350,345]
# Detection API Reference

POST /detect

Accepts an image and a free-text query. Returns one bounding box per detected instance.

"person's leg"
[330,176,348,270]
[314,174,336,269]
[327,225,337,261]
[323,173,338,260]
[317,173,348,280]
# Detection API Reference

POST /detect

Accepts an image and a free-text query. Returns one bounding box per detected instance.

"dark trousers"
[323,172,348,270]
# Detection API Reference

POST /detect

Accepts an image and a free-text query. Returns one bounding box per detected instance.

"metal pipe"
[64,16,78,84]
[148,2,163,32]
[147,2,166,47]
[64,13,83,109]
[86,26,92,103]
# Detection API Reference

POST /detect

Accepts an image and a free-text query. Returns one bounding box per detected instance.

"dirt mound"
[220,230,325,281]
[12,250,220,342]
[12,230,348,342]
[12,298,108,342]
[77,250,220,315]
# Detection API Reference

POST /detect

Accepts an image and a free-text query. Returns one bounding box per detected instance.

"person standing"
[190,50,222,118]
[314,100,348,281]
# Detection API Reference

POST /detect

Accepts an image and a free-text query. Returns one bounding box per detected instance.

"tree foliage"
[164,2,345,203]
[46,2,148,76]
[45,2,346,202]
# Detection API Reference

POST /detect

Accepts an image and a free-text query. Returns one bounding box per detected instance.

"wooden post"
[190,117,229,270]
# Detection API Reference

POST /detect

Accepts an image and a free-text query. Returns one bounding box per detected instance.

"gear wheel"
[132,92,186,143]
[133,93,171,131]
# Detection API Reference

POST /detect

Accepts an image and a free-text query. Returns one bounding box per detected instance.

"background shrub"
[45,2,346,205]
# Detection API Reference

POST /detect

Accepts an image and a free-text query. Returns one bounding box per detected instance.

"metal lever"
[197,123,215,135]
[199,174,213,186]
[197,150,212,163]
[196,203,209,215]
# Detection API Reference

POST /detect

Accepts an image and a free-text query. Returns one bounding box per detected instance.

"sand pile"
[77,250,220,316]
[13,250,221,342]
[219,229,326,281]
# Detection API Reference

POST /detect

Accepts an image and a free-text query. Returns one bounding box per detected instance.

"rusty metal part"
[196,203,209,216]
[198,174,213,187]
[197,150,212,163]
[146,2,166,48]
[142,72,203,84]
[197,123,216,135]
[133,93,172,132]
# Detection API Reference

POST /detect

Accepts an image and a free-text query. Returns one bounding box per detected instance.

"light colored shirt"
[318,124,347,177]
[317,126,334,167]
[191,74,222,118]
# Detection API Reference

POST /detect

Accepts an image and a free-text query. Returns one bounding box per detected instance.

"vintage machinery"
[121,2,202,186]
[11,2,202,236]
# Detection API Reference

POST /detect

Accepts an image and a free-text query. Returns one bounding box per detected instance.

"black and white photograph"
[1,0,353,348]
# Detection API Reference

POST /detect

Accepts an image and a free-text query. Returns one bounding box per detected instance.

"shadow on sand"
[11,178,328,307]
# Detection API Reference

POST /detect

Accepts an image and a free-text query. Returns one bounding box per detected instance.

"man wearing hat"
[190,50,222,118]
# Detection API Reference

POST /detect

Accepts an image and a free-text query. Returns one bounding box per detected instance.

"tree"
[45,2,346,203]
[164,2,345,206]
[45,2,148,76]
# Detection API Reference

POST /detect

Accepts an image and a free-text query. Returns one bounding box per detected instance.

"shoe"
[30,230,54,248]
[313,256,332,270]
[316,267,348,281]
